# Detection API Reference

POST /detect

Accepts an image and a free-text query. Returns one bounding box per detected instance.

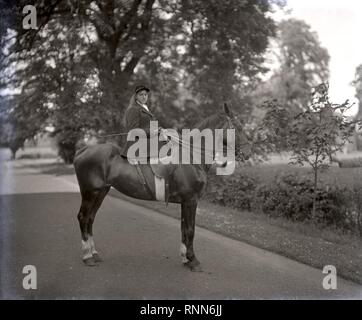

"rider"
[121,85,167,160]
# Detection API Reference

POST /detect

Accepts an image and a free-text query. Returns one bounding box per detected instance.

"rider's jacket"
[122,101,157,158]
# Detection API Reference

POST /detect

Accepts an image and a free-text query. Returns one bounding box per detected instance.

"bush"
[17,153,57,160]
[347,183,362,236]
[315,185,351,227]
[252,173,314,221]
[205,167,361,235]
[57,140,77,164]
[205,171,258,210]
[55,130,81,164]
[251,172,353,229]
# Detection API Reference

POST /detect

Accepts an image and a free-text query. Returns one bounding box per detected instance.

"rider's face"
[136,90,149,105]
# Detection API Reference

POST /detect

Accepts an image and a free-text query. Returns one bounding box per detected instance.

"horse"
[73,103,251,271]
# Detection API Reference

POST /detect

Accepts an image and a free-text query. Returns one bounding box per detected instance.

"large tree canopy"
[353,64,362,118]
[351,64,362,150]
[0,0,284,160]
[253,18,330,114]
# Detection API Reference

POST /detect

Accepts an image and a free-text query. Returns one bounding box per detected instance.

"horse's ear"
[223,103,233,116]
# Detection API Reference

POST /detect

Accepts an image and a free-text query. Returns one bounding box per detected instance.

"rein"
[97,128,235,154]
[97,132,129,137]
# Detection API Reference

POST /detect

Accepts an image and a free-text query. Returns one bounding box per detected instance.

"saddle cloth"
[130,156,175,204]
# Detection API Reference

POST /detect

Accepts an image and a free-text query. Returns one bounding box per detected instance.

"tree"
[178,0,280,117]
[353,64,362,109]
[352,64,362,150]
[0,95,33,159]
[1,0,284,163]
[0,120,26,159]
[262,84,356,218]
[253,18,330,115]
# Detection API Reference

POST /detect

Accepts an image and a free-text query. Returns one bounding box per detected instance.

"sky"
[273,0,362,116]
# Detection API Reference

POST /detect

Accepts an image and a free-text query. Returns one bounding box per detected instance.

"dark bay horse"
[73,104,250,271]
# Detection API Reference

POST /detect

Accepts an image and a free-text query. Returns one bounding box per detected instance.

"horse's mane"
[195,112,226,130]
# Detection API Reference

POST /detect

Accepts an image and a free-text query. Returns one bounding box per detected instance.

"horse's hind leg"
[77,187,109,266]
[87,187,110,263]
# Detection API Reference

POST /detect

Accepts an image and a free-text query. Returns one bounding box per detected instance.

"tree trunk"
[358,211,362,237]
[312,156,319,220]
[10,147,17,160]
[354,101,362,150]
[312,170,318,219]
[98,66,128,134]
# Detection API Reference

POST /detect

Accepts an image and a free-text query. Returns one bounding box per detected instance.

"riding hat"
[135,85,150,94]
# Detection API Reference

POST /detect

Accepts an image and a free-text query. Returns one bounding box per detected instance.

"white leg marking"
[82,239,93,260]
[180,243,188,263]
[89,236,98,255]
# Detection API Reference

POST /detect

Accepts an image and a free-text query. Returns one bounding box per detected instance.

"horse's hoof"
[83,257,98,267]
[92,253,103,263]
[190,264,202,272]
[184,260,202,272]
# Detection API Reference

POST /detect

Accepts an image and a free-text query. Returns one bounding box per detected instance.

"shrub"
[252,173,314,221]
[347,182,362,236]
[251,172,353,229]
[17,153,57,160]
[315,185,351,227]
[205,167,362,234]
[57,140,77,164]
[205,171,258,210]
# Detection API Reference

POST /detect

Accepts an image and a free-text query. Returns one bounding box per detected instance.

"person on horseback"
[121,85,167,160]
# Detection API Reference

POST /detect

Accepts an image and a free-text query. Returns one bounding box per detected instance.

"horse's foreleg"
[180,199,201,272]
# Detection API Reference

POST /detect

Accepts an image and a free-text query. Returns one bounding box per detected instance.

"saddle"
[130,157,175,204]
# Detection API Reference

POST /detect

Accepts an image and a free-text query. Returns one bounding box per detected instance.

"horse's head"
[220,103,252,162]
[191,104,252,171]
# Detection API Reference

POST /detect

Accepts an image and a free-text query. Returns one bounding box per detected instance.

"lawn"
[242,162,362,188]
[242,151,362,188]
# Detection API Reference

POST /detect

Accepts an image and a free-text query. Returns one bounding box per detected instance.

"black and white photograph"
[0,0,361,304]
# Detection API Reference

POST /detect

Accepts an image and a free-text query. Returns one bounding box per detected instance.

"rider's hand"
[158,128,168,141]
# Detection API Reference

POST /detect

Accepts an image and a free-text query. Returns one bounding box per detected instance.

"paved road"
[0,149,361,299]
